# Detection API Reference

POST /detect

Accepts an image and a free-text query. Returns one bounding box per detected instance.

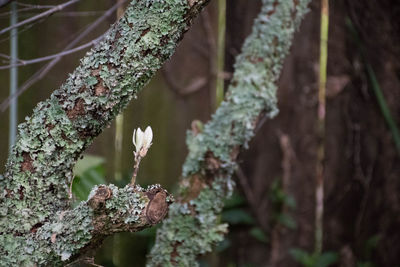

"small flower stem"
[131,155,142,185]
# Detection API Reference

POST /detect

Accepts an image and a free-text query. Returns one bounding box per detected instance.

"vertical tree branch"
[8,1,18,150]
[112,2,126,265]
[114,0,125,183]
[148,0,311,266]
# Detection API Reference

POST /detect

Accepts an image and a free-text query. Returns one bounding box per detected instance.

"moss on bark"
[0,0,210,265]
[147,0,311,266]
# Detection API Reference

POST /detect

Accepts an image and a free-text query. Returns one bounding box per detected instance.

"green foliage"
[223,191,246,209]
[270,179,296,208]
[212,190,269,264]
[356,234,381,267]
[135,226,158,251]
[72,154,106,201]
[269,178,297,229]
[364,235,380,258]
[290,249,338,267]
[249,227,268,244]
[276,213,297,230]
[215,238,231,252]
[357,262,375,267]
[221,191,268,245]
[221,209,255,225]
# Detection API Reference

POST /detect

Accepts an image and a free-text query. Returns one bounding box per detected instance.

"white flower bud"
[133,128,143,153]
[132,126,153,157]
[143,126,153,150]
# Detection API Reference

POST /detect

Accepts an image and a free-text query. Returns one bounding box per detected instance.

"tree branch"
[0,0,211,265]
[147,0,311,265]
[0,0,80,36]
[0,0,127,112]
[0,35,105,69]
[2,184,172,265]
[0,0,11,8]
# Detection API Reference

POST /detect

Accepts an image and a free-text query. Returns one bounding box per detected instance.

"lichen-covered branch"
[0,0,211,265]
[147,0,311,266]
[1,184,171,265]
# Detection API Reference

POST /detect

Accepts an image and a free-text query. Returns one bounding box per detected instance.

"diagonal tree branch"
[0,0,211,265]
[0,0,127,112]
[0,35,105,69]
[147,0,311,266]
[0,0,80,36]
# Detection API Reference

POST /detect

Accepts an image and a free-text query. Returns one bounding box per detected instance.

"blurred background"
[0,0,399,266]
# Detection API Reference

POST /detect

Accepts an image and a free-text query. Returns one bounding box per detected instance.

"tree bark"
[148,0,311,266]
[0,0,211,265]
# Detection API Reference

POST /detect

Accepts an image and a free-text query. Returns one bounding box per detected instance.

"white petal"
[144,126,153,148]
[132,129,136,146]
[135,128,144,152]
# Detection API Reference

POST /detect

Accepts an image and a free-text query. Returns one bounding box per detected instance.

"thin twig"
[0,35,104,69]
[0,0,80,36]
[315,0,329,255]
[1,10,106,19]
[0,14,45,44]
[52,11,106,17]
[0,6,53,18]
[162,66,207,97]
[0,1,126,112]
[0,0,11,8]
[235,167,258,210]
[269,132,294,266]
[16,3,56,9]
[215,0,226,108]
[235,166,269,232]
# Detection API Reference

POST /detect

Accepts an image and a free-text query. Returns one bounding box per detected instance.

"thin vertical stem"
[9,1,18,151]
[113,2,125,266]
[215,0,226,108]
[212,5,226,264]
[114,114,124,181]
[114,0,125,182]
[315,0,328,255]
[365,64,400,154]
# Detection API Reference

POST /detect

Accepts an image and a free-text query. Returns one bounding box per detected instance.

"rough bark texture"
[0,0,210,265]
[220,1,400,266]
[147,0,312,266]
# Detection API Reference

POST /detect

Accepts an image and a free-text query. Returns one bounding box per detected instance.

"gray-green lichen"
[0,0,206,265]
[0,184,158,266]
[147,0,311,266]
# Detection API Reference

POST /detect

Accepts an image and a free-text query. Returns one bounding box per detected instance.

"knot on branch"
[86,184,172,235]
[145,186,171,224]
[87,185,113,210]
